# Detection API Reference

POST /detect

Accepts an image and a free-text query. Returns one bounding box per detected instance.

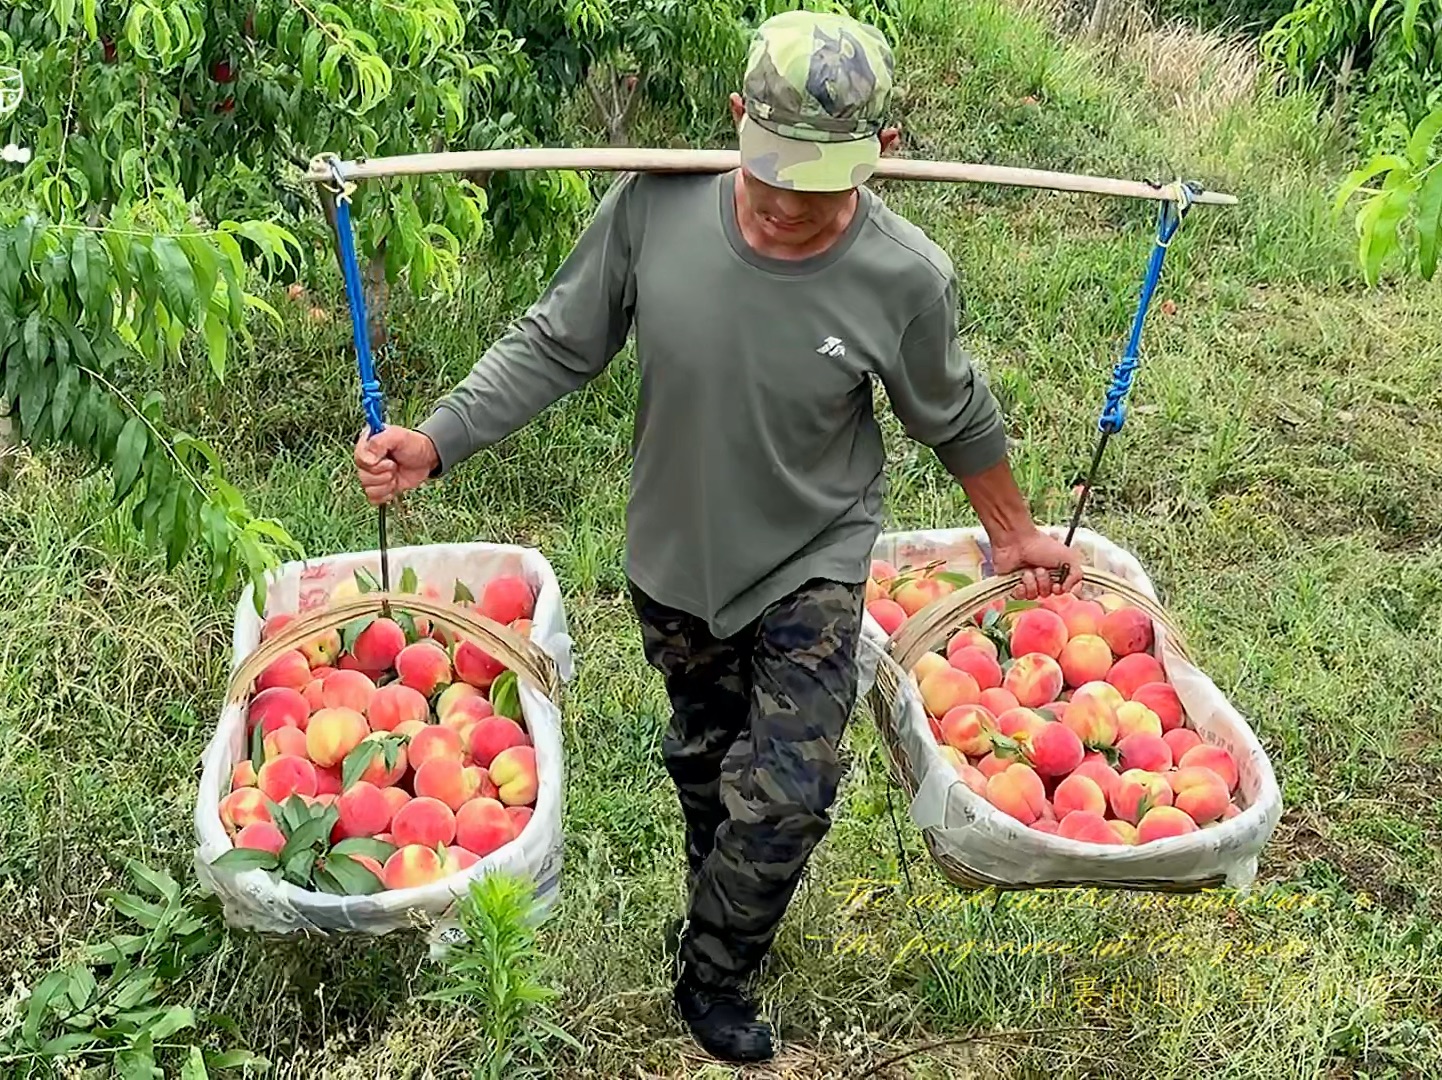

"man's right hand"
[354,426,440,506]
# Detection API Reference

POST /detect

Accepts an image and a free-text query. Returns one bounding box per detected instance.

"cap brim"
[738,115,880,193]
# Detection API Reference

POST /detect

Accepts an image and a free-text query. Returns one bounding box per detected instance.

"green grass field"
[3,0,1441,1076]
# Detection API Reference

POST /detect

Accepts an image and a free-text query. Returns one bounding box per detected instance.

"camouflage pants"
[629,577,866,991]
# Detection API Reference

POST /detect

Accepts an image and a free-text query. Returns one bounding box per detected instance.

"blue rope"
[329,164,386,437]
[1096,185,1194,435]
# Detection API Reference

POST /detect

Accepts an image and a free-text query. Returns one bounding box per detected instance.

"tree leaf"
[250,719,265,773]
[203,307,228,380]
[1333,153,1410,215]
[1406,105,1442,167]
[151,236,198,323]
[490,670,521,721]
[148,1004,196,1040]
[1415,164,1442,280]
[453,580,475,604]
[126,859,181,902]
[167,485,194,571]
[339,615,374,656]
[933,571,974,588]
[341,738,382,790]
[50,363,79,438]
[399,566,418,594]
[330,836,397,861]
[40,1031,101,1056]
[281,846,317,887]
[280,806,338,862]
[209,847,280,873]
[116,1032,162,1080]
[65,962,97,1011]
[323,853,385,895]
[112,415,148,503]
[180,1045,209,1080]
[22,969,69,1047]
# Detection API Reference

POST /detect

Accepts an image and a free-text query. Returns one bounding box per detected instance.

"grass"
[4,0,1442,1075]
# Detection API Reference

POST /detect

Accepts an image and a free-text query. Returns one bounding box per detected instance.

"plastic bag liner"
[193,542,571,945]
[857,525,1283,891]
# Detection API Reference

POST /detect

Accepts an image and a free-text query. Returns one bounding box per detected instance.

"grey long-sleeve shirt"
[419,170,1008,639]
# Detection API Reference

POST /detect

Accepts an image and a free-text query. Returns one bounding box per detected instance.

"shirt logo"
[816,336,847,358]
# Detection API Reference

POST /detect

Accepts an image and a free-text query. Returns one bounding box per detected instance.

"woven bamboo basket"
[868,566,1246,894]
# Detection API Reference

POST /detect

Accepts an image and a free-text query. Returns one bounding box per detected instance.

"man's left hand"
[991,529,1084,599]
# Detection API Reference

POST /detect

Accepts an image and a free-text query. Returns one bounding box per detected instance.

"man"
[354,10,1081,1063]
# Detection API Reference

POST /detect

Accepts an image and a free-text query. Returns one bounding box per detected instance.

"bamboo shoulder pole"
[305,146,1236,206]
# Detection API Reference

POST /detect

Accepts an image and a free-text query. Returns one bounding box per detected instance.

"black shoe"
[673,970,775,1063]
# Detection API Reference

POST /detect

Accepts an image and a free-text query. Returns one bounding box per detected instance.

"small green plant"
[0,859,266,1076]
[420,873,578,1080]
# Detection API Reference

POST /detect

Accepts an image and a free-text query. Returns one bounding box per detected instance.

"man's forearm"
[955,456,1040,544]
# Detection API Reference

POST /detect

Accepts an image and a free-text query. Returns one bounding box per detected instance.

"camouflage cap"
[739,10,895,193]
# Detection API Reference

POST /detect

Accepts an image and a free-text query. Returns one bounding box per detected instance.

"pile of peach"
[893,570,1243,845]
[218,572,542,890]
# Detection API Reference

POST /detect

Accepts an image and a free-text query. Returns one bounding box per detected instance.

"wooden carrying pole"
[305,147,1236,206]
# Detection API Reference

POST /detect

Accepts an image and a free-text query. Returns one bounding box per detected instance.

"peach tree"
[0,0,760,610]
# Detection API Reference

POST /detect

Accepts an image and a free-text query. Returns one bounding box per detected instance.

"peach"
[489,745,538,806]
[920,668,981,718]
[949,647,1002,691]
[871,559,899,582]
[927,715,944,743]
[1170,767,1230,824]
[940,705,997,757]
[231,760,258,789]
[414,758,483,811]
[436,682,484,722]
[1108,654,1166,700]
[314,765,343,796]
[1061,599,1105,640]
[1095,592,1129,614]
[397,641,453,698]
[1100,607,1154,657]
[1163,727,1202,761]
[1117,733,1172,774]
[977,752,1011,779]
[894,576,947,617]
[477,575,535,625]
[479,771,501,800]
[455,797,516,857]
[1072,753,1122,800]
[867,599,906,636]
[1178,745,1239,793]
[391,796,456,848]
[447,845,481,871]
[352,617,407,673]
[1115,701,1163,740]
[453,639,506,691]
[351,854,385,880]
[256,754,318,803]
[1058,810,1122,845]
[302,678,326,713]
[379,785,410,824]
[261,613,297,640]
[334,781,393,840]
[356,732,408,787]
[299,629,342,669]
[1002,653,1064,708]
[1061,694,1118,749]
[865,577,887,604]
[1109,820,1139,845]
[1137,805,1199,843]
[235,822,286,856]
[912,652,950,685]
[1037,700,1069,724]
[306,793,338,808]
[321,669,376,715]
[263,725,309,762]
[972,597,1006,626]
[444,695,495,734]
[1039,592,1075,614]
[997,707,1047,741]
[1220,802,1241,820]
[394,718,428,739]
[506,805,532,832]
[1111,769,1173,825]
[1026,722,1085,777]
[219,787,271,831]
[1053,774,1106,819]
[305,707,370,768]
[1030,819,1060,835]
[986,763,1048,824]
[248,687,309,735]
[382,844,451,889]
[1058,634,1113,689]
[374,831,394,845]
[955,762,989,798]
[978,687,1020,716]
[947,627,998,661]
[1132,682,1183,731]
[336,653,387,682]
[1072,680,1125,713]
[409,724,465,769]
[370,683,429,732]
[255,650,311,694]
[1008,609,1068,659]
